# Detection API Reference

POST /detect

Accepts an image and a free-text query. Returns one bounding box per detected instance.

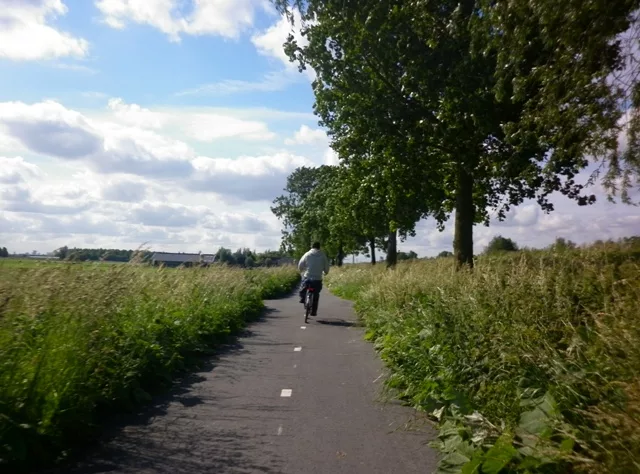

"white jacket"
[298,248,330,280]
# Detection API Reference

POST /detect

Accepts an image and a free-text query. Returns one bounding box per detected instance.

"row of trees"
[0,247,9,258]
[271,0,640,268]
[53,247,151,262]
[215,248,292,267]
[50,246,291,267]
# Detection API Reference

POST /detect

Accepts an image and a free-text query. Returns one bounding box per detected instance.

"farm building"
[151,252,216,267]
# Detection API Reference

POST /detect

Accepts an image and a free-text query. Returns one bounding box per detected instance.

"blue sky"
[0,0,638,256]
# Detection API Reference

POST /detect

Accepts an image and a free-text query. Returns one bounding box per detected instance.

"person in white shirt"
[297,242,330,316]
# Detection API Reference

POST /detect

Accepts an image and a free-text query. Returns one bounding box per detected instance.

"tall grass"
[327,244,640,473]
[0,261,299,471]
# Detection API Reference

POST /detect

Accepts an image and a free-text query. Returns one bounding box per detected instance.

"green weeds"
[0,262,299,471]
[327,243,640,473]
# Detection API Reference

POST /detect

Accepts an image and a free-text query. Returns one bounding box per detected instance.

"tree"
[438,251,454,258]
[54,246,68,260]
[272,166,328,258]
[273,0,640,270]
[397,250,418,261]
[215,247,235,265]
[272,165,371,264]
[550,237,577,252]
[0,247,8,258]
[321,163,414,267]
[484,236,519,254]
[473,0,640,204]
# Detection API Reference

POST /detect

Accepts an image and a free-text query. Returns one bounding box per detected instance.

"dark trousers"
[300,279,322,314]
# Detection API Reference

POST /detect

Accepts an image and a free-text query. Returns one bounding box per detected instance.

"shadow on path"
[315,318,362,327]
[42,308,285,474]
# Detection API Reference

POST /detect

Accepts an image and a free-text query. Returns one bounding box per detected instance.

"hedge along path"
[0,262,300,471]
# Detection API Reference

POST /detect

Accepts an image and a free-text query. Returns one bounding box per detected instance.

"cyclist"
[297,241,330,316]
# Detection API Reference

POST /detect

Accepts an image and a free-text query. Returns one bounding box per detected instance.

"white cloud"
[184,113,276,142]
[0,98,319,253]
[0,156,41,184]
[251,9,315,80]
[0,100,204,178]
[106,98,167,129]
[95,0,265,41]
[101,178,149,202]
[0,100,103,159]
[202,211,274,234]
[285,125,327,146]
[127,201,203,227]
[190,152,313,201]
[323,148,340,166]
[0,0,89,61]
[176,71,299,97]
[0,183,95,215]
[0,102,194,178]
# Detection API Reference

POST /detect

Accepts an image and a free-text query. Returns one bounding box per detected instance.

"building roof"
[151,252,216,263]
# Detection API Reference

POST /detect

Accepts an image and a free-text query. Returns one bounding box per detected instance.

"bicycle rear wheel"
[304,292,312,323]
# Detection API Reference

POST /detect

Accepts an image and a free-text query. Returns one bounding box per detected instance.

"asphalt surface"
[64,290,439,474]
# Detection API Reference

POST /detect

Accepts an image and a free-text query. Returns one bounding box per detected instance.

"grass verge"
[0,261,299,471]
[326,243,640,473]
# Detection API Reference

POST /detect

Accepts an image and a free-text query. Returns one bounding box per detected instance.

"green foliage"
[326,239,640,473]
[473,0,640,204]
[272,0,639,268]
[548,238,578,252]
[484,236,519,254]
[53,246,68,260]
[47,246,149,262]
[397,250,418,261]
[0,263,299,471]
[272,165,370,262]
[0,247,8,258]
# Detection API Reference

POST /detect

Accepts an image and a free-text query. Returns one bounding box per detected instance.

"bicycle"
[304,285,316,323]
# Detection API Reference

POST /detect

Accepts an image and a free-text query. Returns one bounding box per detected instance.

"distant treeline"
[209,248,291,267]
[52,246,293,267]
[52,247,151,262]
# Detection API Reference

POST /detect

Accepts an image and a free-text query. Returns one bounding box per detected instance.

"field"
[326,242,640,473]
[0,259,300,471]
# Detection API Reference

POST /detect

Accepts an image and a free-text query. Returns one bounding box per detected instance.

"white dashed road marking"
[277,425,283,435]
[300,326,307,330]
[281,389,293,397]
[294,347,302,352]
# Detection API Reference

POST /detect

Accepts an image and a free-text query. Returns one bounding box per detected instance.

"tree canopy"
[484,236,519,254]
[270,0,640,268]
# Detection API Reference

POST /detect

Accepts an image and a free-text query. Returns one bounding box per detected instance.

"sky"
[0,0,639,258]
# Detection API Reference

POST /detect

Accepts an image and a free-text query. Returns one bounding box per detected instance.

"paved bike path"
[65,291,439,473]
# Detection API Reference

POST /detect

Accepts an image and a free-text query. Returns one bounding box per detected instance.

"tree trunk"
[369,237,376,265]
[337,243,344,267]
[386,230,398,268]
[454,164,474,269]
